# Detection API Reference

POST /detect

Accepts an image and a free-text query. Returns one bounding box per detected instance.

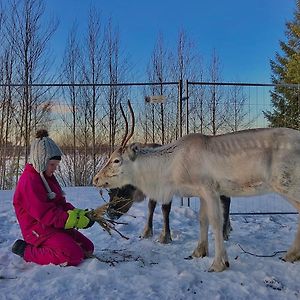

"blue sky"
[45,0,296,83]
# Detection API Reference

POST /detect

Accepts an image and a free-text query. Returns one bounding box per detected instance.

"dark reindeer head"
[106,184,144,219]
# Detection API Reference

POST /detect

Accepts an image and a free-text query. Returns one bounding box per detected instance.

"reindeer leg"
[220,196,232,240]
[282,200,300,262]
[284,219,300,262]
[140,199,156,239]
[192,199,209,258]
[203,191,229,272]
[271,175,300,262]
[159,202,172,244]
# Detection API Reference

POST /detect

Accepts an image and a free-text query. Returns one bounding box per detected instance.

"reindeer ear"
[127,143,140,161]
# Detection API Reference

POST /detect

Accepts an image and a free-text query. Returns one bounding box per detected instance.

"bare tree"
[0,5,16,189]
[206,50,225,135]
[0,46,16,189]
[60,23,82,185]
[0,0,57,188]
[205,53,250,134]
[59,13,130,185]
[169,29,203,138]
[189,81,206,134]
[145,33,169,144]
[81,7,105,180]
[0,1,4,33]
[223,85,249,132]
[104,19,129,152]
[6,0,57,161]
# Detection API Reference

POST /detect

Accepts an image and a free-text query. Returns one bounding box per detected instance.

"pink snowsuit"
[13,163,94,266]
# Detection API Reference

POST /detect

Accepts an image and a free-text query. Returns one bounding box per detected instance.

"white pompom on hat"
[30,129,63,173]
[29,129,63,199]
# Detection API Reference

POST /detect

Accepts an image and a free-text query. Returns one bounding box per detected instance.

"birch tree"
[6,0,57,161]
[145,33,169,144]
[81,8,105,179]
[104,19,129,152]
[60,24,82,185]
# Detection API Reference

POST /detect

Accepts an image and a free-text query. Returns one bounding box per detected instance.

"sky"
[44,0,296,83]
[1,188,299,299]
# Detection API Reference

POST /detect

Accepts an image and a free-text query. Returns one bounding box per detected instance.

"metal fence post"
[185,79,190,207]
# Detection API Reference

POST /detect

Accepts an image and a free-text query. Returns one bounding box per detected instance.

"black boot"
[12,239,27,258]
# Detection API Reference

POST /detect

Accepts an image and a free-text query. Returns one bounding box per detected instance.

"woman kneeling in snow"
[12,129,95,266]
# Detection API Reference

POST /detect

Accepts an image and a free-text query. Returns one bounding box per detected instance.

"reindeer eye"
[113,159,120,164]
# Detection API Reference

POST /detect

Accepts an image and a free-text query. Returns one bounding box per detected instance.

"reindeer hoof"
[159,234,172,244]
[192,250,207,258]
[280,256,286,262]
[140,229,153,239]
[192,244,208,258]
[208,260,229,272]
[282,251,300,263]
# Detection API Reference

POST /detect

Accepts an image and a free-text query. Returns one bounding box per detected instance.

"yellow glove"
[65,208,94,229]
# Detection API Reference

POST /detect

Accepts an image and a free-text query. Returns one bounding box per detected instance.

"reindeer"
[93,100,300,272]
[107,184,173,243]
[107,184,232,243]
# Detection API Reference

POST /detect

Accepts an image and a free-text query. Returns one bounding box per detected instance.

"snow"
[1,187,300,300]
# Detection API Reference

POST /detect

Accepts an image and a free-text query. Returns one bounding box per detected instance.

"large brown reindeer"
[94,100,300,272]
[107,182,232,243]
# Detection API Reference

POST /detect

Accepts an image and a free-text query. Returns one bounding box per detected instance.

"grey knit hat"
[29,129,63,199]
[30,129,63,173]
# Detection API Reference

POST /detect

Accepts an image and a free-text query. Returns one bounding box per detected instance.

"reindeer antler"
[120,103,129,147]
[120,100,135,148]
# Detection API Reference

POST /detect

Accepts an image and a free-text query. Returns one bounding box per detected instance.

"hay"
[86,204,129,239]
[107,195,135,218]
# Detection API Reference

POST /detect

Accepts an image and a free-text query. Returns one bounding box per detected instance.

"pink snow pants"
[23,229,94,266]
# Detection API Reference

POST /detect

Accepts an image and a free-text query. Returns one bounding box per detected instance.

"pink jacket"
[13,164,74,246]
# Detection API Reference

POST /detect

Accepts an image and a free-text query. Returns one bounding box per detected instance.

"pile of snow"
[0,187,299,299]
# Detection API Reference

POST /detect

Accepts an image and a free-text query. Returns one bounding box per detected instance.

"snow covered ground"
[1,187,300,300]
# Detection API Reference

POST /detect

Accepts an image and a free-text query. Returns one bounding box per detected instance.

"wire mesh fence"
[179,194,298,215]
[1,80,300,214]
